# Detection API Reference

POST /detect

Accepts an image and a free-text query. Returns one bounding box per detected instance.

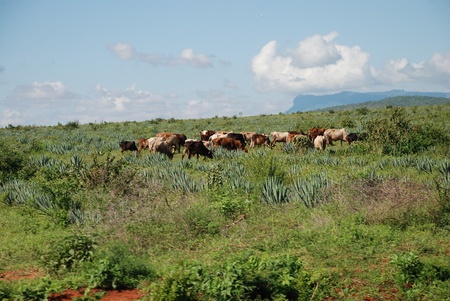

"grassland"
[1,103,450,300]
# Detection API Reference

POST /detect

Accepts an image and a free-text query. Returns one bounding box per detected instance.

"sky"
[0,0,449,127]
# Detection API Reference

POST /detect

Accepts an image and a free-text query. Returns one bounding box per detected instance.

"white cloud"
[15,81,74,100]
[8,81,78,109]
[0,81,79,126]
[291,32,341,68]
[0,81,290,127]
[0,109,23,126]
[179,48,212,68]
[108,43,213,68]
[252,33,450,94]
[108,43,134,60]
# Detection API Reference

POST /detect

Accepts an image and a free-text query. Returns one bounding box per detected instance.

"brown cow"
[156,132,174,139]
[137,138,149,154]
[308,127,326,141]
[250,133,270,148]
[212,137,247,152]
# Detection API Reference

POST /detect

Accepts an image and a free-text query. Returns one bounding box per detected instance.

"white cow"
[313,135,326,150]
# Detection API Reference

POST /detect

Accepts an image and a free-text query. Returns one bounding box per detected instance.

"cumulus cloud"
[378,52,450,86]
[252,33,373,94]
[108,43,213,68]
[252,33,450,94]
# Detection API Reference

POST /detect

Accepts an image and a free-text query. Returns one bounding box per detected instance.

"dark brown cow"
[182,141,213,160]
[346,132,368,144]
[174,133,187,152]
[226,133,246,147]
[308,127,326,141]
[250,133,270,148]
[212,137,247,152]
[166,134,179,153]
[233,140,248,152]
[154,140,174,159]
[119,141,138,153]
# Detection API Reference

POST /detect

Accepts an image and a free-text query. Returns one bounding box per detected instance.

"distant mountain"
[314,95,450,112]
[286,90,450,113]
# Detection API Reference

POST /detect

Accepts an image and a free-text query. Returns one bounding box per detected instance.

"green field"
[1,103,450,300]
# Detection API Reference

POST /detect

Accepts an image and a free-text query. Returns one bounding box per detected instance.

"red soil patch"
[1,270,146,301]
[48,288,145,301]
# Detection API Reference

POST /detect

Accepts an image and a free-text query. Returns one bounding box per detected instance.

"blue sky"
[1,0,449,126]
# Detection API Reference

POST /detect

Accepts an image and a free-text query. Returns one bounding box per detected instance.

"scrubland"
[1,104,449,300]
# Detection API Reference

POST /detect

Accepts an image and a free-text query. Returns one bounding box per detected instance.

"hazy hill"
[314,95,450,112]
[286,90,450,113]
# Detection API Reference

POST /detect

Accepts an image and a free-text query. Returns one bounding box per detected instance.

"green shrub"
[42,234,97,274]
[182,202,223,236]
[149,253,329,301]
[0,277,60,301]
[0,142,26,182]
[390,251,424,285]
[84,244,156,290]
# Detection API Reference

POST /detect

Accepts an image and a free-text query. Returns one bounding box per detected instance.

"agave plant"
[170,168,204,193]
[291,173,331,208]
[70,154,84,169]
[415,156,434,174]
[229,177,254,193]
[437,160,450,184]
[30,155,57,168]
[0,179,36,205]
[281,142,296,154]
[261,176,290,204]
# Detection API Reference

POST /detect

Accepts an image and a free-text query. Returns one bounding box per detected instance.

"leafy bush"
[84,244,156,290]
[0,278,58,301]
[0,141,26,182]
[390,251,450,300]
[149,253,329,301]
[42,234,97,274]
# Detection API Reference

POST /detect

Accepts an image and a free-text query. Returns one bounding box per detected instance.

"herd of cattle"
[119,128,366,160]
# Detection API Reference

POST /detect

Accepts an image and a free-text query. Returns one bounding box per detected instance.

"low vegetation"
[1,103,450,300]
